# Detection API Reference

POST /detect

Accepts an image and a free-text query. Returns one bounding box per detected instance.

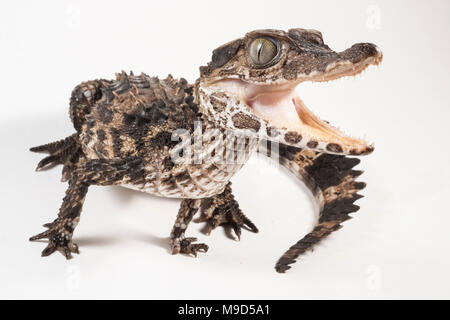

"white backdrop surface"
[1,0,449,299]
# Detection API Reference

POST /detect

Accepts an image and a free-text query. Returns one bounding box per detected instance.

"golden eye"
[248,37,278,66]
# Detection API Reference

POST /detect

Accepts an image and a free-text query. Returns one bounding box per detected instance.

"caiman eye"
[248,37,278,66]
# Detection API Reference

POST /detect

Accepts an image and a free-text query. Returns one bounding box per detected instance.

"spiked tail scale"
[259,141,367,273]
[30,134,81,181]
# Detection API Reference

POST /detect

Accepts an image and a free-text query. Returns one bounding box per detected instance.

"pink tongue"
[246,90,302,131]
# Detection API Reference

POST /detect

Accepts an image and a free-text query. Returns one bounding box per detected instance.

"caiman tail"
[29,79,104,181]
[259,141,367,273]
[30,134,81,182]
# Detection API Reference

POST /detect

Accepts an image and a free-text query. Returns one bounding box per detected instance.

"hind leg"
[30,156,145,258]
[30,177,88,258]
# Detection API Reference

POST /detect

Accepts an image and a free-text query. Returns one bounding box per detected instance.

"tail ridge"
[30,134,81,180]
[258,141,367,273]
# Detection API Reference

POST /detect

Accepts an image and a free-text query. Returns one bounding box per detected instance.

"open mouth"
[241,52,382,155]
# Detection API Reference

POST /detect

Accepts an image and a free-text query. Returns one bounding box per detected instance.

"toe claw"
[31,221,79,259]
[231,223,241,241]
[243,217,259,233]
[190,243,208,257]
[30,229,52,241]
[71,243,79,254]
[61,247,73,259]
[175,238,209,257]
[198,208,258,240]
[41,244,56,257]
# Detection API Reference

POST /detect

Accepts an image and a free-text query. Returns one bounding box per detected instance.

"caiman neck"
[194,80,225,129]
[192,79,258,166]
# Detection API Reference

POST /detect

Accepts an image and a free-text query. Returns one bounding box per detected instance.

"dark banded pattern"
[259,141,367,273]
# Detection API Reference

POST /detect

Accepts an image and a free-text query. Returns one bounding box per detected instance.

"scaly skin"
[30,28,381,272]
[259,142,366,272]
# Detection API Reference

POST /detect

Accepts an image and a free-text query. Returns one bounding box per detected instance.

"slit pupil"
[257,43,263,63]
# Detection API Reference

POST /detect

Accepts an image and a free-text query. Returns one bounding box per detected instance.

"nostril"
[340,43,382,63]
[357,43,380,57]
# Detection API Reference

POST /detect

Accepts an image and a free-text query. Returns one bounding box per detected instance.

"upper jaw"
[253,42,383,85]
[308,43,383,82]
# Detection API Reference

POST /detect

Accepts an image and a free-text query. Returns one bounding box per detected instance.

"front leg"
[195,183,258,240]
[30,156,145,258]
[170,199,208,257]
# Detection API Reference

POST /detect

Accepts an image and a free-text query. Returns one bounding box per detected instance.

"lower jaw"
[244,85,373,155]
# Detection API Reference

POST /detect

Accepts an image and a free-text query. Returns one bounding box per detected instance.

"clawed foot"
[195,201,258,240]
[171,237,208,257]
[29,221,79,259]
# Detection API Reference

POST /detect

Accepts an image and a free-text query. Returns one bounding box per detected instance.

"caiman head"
[197,28,382,155]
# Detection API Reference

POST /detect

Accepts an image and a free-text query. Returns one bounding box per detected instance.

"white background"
[1,0,449,299]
